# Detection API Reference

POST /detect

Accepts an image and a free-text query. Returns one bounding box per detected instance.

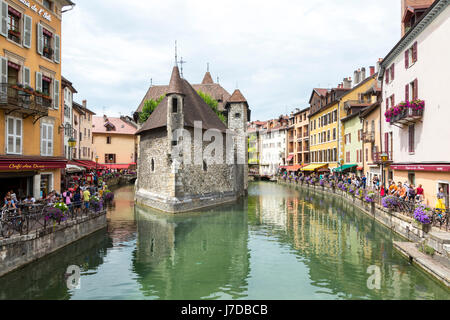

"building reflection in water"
[0,229,113,300]
[132,199,250,300]
[250,182,446,300]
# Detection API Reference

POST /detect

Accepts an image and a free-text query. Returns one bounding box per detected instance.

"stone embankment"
[0,211,107,278]
[279,179,450,288]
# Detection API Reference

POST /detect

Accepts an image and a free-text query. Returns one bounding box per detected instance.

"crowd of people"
[1,168,126,218]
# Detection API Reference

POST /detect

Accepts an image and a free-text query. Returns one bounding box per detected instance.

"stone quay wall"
[279,180,430,243]
[0,211,107,278]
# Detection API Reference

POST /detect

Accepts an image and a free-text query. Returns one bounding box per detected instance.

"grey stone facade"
[135,67,249,213]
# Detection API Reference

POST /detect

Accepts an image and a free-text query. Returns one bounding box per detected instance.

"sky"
[61,0,402,122]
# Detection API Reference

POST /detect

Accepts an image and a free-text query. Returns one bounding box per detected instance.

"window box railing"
[0,83,49,117]
[385,100,424,125]
[8,29,21,38]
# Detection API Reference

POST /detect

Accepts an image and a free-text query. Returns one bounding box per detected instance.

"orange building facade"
[0,0,74,198]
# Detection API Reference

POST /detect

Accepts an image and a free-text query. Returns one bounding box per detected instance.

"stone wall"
[0,212,107,278]
[137,128,175,198]
[279,180,428,242]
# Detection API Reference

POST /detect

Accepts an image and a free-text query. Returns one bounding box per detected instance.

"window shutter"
[409,125,415,153]
[349,133,351,143]
[0,0,7,38]
[0,56,7,95]
[413,41,418,62]
[37,23,43,55]
[23,15,32,48]
[392,94,395,106]
[54,34,60,64]
[405,50,409,69]
[47,125,53,156]
[413,79,418,100]
[23,67,30,87]
[385,99,388,110]
[405,84,409,102]
[385,69,389,84]
[54,79,60,109]
[385,132,389,153]
[41,124,46,155]
[391,63,395,80]
[36,72,43,92]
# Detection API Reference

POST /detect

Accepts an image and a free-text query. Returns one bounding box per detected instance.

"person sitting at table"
[2,198,20,215]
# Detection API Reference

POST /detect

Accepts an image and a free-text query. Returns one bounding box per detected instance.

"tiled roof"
[137,67,227,135]
[228,89,247,103]
[136,72,232,113]
[92,117,137,135]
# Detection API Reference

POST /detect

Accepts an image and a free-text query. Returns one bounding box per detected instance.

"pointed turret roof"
[137,68,228,135]
[201,72,214,85]
[168,66,184,95]
[228,89,247,103]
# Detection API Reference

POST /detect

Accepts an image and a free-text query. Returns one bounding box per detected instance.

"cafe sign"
[0,161,66,171]
[18,0,52,22]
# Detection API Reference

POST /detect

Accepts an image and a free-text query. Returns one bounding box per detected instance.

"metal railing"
[0,201,109,239]
[390,108,424,125]
[0,83,49,116]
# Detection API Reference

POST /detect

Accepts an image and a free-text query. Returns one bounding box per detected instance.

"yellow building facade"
[0,0,73,198]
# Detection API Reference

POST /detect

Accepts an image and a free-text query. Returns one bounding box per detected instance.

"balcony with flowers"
[384,100,424,126]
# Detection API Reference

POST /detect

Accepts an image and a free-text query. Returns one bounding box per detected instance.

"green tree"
[197,90,227,124]
[139,95,165,124]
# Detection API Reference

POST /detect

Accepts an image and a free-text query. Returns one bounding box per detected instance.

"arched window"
[172,98,178,113]
[151,158,155,172]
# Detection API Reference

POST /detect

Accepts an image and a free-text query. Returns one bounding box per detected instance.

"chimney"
[361,67,366,81]
[376,58,383,73]
[353,70,358,86]
[82,100,87,108]
[370,66,375,76]
[343,77,351,89]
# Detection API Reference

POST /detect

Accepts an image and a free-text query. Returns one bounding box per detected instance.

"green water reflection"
[0,182,448,300]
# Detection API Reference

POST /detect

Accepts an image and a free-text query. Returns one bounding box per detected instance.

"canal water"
[0,182,448,300]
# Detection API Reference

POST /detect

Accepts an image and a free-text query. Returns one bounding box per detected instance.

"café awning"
[302,164,328,172]
[66,164,85,173]
[103,163,134,169]
[333,164,358,173]
[286,154,294,162]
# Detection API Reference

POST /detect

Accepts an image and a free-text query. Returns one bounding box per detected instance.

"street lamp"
[68,137,76,161]
[380,152,389,190]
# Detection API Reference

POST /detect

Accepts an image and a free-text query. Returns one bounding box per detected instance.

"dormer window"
[172,97,178,113]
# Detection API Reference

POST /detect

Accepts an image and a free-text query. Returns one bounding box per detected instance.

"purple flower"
[414,205,431,224]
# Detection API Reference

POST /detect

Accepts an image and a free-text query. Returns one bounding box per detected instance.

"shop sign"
[391,165,450,172]
[18,0,52,21]
[0,162,66,171]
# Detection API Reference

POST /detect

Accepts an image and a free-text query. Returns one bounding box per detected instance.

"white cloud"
[62,0,401,120]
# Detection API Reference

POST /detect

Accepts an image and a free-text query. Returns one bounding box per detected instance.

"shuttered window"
[54,34,60,63]
[405,84,409,101]
[413,79,418,100]
[408,125,415,153]
[6,116,22,154]
[23,66,30,87]
[391,63,395,81]
[405,50,409,69]
[0,0,7,38]
[41,123,53,156]
[53,79,60,109]
[23,14,32,48]
[37,23,44,55]
[412,42,418,63]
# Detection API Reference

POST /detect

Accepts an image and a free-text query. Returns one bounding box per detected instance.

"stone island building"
[135,66,249,213]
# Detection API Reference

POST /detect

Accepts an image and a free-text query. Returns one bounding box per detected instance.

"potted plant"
[34,90,43,97]
[8,29,20,38]
[413,205,432,233]
[24,86,34,94]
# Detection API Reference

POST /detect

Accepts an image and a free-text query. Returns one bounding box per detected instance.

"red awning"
[103,164,132,169]
[391,164,450,172]
[72,160,106,169]
[357,166,364,171]
[286,155,294,162]
[286,164,306,172]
